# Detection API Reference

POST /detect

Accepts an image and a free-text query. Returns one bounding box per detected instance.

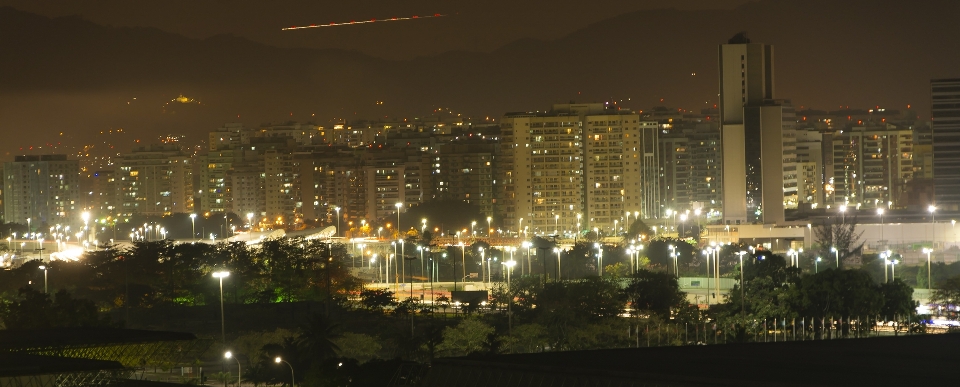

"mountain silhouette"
[0,0,958,157]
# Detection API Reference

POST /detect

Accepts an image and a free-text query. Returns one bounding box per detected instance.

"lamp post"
[213,271,230,345]
[487,216,492,237]
[877,208,885,248]
[737,251,747,315]
[224,351,241,386]
[553,247,561,281]
[504,260,516,334]
[815,257,821,273]
[923,247,933,289]
[555,214,560,236]
[839,205,847,225]
[881,251,889,283]
[39,265,48,293]
[890,258,899,281]
[478,247,485,284]
[594,243,603,276]
[190,213,197,239]
[274,357,295,387]
[831,247,839,268]
[334,206,341,237]
[668,245,677,277]
[471,221,477,237]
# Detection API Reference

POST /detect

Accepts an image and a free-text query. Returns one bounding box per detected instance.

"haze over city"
[2,1,960,386]
[1,0,957,160]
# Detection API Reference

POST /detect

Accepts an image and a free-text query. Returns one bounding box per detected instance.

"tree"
[932,275,960,319]
[436,318,494,357]
[359,289,396,313]
[0,287,114,329]
[812,218,865,269]
[297,314,341,363]
[622,269,686,319]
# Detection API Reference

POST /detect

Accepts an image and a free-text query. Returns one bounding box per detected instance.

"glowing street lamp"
[224,351,241,386]
[395,202,403,238]
[274,357,295,387]
[923,247,933,289]
[830,246,839,268]
[190,213,197,239]
[594,243,603,276]
[212,271,230,344]
[39,265,48,293]
[815,257,821,273]
[553,247,562,281]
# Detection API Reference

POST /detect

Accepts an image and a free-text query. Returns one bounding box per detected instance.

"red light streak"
[282,13,446,30]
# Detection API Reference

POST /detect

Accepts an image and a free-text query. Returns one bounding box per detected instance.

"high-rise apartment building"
[932,78,960,210]
[719,33,791,224]
[500,103,658,236]
[115,145,193,217]
[434,142,498,217]
[829,123,914,209]
[3,155,80,226]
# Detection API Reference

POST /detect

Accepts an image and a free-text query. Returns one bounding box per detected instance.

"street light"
[877,208,885,247]
[224,351,241,386]
[190,213,197,239]
[668,245,677,277]
[815,257,821,273]
[881,251,889,283]
[395,202,403,239]
[212,271,230,345]
[594,243,603,276]
[923,247,933,289]
[553,247,562,281]
[334,206,341,237]
[830,246,839,268]
[487,216,492,237]
[39,265,48,293]
[929,205,937,250]
[737,251,747,315]
[275,357,295,387]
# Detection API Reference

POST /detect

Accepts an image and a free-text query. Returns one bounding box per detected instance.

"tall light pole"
[890,258,899,281]
[478,247,485,284]
[334,206,341,237]
[815,257,821,273]
[487,216,492,237]
[881,251,889,283]
[553,247,562,281]
[213,271,230,345]
[190,213,197,239]
[923,247,933,289]
[929,205,937,251]
[555,214,560,236]
[395,202,403,239]
[831,247,839,269]
[877,208,885,248]
[504,260,516,334]
[594,243,603,276]
[471,220,477,237]
[737,251,747,315]
[668,245,677,277]
[275,357,295,387]
[839,205,847,225]
[224,351,241,386]
[39,265,48,293]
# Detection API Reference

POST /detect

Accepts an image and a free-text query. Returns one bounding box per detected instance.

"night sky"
[0,0,957,161]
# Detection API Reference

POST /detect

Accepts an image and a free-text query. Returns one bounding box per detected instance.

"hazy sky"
[0,0,752,59]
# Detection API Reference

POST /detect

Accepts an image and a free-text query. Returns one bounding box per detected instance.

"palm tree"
[297,314,341,362]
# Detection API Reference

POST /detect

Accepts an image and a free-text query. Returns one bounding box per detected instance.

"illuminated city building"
[2,155,79,226]
[932,78,960,210]
[115,145,193,217]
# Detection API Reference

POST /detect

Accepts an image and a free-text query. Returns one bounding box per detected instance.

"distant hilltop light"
[172,94,199,104]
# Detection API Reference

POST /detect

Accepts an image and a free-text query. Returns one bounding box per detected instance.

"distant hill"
[0,0,958,157]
